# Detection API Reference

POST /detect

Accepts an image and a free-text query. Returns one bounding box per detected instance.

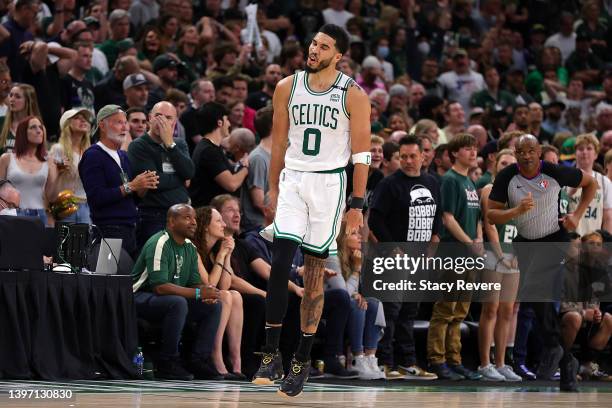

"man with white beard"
[79,105,159,257]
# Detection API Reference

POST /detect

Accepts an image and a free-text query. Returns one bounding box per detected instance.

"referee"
[487,135,597,391]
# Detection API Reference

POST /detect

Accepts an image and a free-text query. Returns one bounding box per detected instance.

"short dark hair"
[212,75,234,92]
[382,141,401,160]
[398,135,422,152]
[434,143,449,160]
[447,133,477,163]
[197,102,228,136]
[213,42,238,64]
[254,106,273,139]
[126,107,147,118]
[513,104,529,114]
[318,24,349,54]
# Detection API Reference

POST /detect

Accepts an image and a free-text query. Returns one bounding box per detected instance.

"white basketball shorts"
[273,168,346,255]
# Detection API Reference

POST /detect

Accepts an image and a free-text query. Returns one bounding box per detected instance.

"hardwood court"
[0,379,610,407]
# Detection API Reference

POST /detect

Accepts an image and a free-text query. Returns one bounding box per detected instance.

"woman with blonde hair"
[49,108,93,224]
[0,116,58,226]
[413,118,442,146]
[193,206,246,380]
[0,84,41,154]
[478,148,522,381]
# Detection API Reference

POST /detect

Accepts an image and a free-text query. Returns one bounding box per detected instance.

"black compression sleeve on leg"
[265,237,300,325]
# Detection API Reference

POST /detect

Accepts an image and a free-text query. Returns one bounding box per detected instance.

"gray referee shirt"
[489,161,583,240]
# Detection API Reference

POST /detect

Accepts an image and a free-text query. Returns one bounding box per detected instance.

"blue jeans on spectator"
[18,208,47,226]
[137,207,167,250]
[348,297,382,354]
[93,224,137,259]
[321,288,351,358]
[62,203,91,224]
[514,303,543,367]
[134,292,222,360]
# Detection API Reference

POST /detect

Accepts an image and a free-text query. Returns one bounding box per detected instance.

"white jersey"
[285,70,353,172]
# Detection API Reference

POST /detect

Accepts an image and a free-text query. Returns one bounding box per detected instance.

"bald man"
[128,101,195,249]
[487,135,597,391]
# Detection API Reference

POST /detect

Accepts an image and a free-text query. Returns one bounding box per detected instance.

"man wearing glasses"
[0,179,20,216]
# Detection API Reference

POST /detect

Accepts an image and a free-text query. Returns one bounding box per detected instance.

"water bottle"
[133,347,144,376]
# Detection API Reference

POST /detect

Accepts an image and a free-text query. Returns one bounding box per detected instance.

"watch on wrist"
[166,142,176,150]
[123,182,132,194]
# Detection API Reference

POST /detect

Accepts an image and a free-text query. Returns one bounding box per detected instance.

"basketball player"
[251,24,371,397]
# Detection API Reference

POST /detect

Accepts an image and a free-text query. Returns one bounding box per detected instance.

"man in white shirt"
[322,0,354,29]
[437,49,485,119]
[544,12,576,64]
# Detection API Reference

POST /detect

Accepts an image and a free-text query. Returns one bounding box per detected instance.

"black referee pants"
[513,228,568,349]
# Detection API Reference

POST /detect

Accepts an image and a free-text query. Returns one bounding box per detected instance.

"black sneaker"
[278,358,309,397]
[560,353,579,392]
[252,350,284,385]
[536,345,564,381]
[448,364,483,380]
[155,358,194,381]
[323,356,359,379]
[514,363,537,380]
[429,363,465,380]
[187,357,224,380]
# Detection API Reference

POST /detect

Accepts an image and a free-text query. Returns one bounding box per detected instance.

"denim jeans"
[348,297,382,354]
[17,208,47,226]
[134,292,222,360]
[62,203,91,224]
[321,288,351,358]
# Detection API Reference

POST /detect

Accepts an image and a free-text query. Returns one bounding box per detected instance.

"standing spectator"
[128,101,194,249]
[442,101,466,143]
[369,135,441,381]
[507,104,530,133]
[225,128,255,165]
[189,102,248,207]
[487,135,597,391]
[576,0,608,61]
[528,102,554,144]
[79,105,159,257]
[357,56,386,96]
[213,76,235,107]
[240,107,272,232]
[541,101,569,136]
[63,42,95,114]
[227,100,245,133]
[246,64,282,111]
[380,141,400,178]
[565,34,603,88]
[0,0,37,82]
[0,84,40,154]
[0,116,58,226]
[427,133,483,381]
[0,62,10,129]
[126,107,148,142]
[180,79,214,153]
[49,108,93,224]
[232,75,256,133]
[98,9,131,68]
[192,206,246,380]
[437,49,485,116]
[420,58,440,94]
[129,0,160,31]
[123,73,150,110]
[149,54,182,107]
[322,0,354,30]
[132,204,222,380]
[567,134,612,236]
[471,66,515,114]
[544,12,577,64]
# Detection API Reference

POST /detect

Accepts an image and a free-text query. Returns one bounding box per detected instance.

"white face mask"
[0,208,17,216]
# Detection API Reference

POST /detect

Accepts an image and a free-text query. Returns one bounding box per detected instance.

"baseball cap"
[117,38,135,54]
[531,24,547,35]
[83,16,100,29]
[59,108,93,130]
[560,137,576,161]
[153,54,179,72]
[453,48,468,58]
[470,107,485,118]
[361,55,381,70]
[123,73,148,90]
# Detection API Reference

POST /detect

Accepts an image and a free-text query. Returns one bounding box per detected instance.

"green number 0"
[302,128,321,156]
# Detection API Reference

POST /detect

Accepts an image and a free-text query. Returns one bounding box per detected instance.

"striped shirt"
[489,161,583,240]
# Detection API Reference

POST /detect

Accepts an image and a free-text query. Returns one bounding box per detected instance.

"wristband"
[350,197,365,210]
[195,287,201,301]
[352,152,372,166]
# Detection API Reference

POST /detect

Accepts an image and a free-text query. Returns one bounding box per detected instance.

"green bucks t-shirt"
[132,230,202,292]
[440,168,481,241]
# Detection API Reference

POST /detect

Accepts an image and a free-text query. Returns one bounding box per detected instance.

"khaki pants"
[426,301,470,365]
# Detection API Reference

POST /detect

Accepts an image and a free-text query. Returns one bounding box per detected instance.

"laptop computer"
[94,238,123,275]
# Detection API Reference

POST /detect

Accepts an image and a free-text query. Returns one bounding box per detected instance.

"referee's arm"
[486,197,532,225]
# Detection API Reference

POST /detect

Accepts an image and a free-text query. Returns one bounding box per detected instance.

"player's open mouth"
[308,56,317,63]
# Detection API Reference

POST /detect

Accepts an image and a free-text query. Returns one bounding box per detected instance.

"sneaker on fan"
[398,364,438,380]
[477,364,505,381]
[383,365,404,380]
[366,355,386,379]
[260,224,274,242]
[496,365,522,382]
[580,362,612,381]
[353,355,379,380]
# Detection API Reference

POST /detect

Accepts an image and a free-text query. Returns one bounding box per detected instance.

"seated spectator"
[0,179,20,215]
[132,204,222,381]
[192,206,246,380]
[325,221,386,380]
[79,105,159,257]
[231,75,256,132]
[49,108,94,224]
[246,64,282,111]
[189,102,249,207]
[0,116,58,226]
[442,101,466,143]
[0,84,41,154]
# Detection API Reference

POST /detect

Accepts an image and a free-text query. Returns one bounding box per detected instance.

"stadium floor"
[0,378,610,407]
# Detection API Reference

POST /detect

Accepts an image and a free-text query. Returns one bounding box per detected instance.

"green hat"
[91,104,125,136]
[560,137,576,161]
[117,38,135,54]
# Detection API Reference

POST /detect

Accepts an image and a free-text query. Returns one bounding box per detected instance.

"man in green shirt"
[132,204,221,380]
[427,133,483,381]
[470,67,515,115]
